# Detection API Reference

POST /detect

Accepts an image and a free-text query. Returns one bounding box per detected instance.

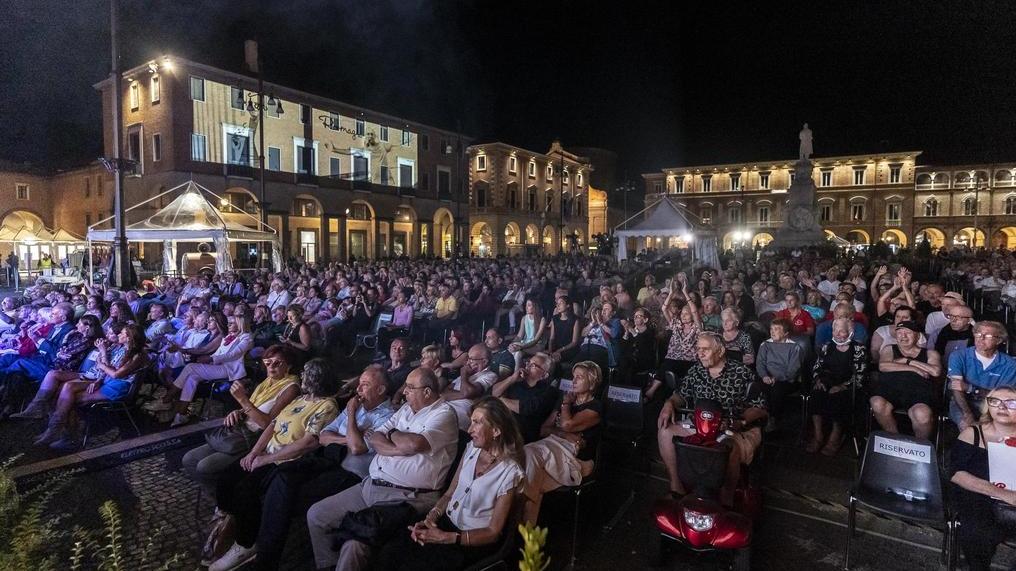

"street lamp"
[242,40,283,269]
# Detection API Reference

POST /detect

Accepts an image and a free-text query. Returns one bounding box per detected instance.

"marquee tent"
[614,195,720,268]
[86,180,281,276]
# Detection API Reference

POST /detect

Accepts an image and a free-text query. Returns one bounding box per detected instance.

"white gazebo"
[614,195,720,268]
[86,180,281,279]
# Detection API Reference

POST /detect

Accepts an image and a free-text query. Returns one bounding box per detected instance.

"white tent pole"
[88,239,93,286]
[614,196,663,231]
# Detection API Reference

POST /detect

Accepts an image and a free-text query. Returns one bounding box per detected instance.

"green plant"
[518,522,549,571]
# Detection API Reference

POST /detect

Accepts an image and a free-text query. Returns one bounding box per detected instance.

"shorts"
[872,377,934,411]
[99,378,132,401]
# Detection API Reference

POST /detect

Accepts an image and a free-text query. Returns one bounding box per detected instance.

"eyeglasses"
[403,384,428,392]
[262,359,285,367]
[986,397,1016,410]
[527,362,546,371]
[467,356,487,362]
[975,333,1001,340]
[947,314,971,320]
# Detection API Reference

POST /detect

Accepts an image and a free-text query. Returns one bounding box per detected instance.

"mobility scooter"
[651,399,762,570]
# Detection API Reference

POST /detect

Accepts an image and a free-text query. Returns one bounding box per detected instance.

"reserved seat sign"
[988,440,1016,491]
[873,435,932,464]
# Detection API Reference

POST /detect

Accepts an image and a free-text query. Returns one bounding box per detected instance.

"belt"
[370,478,438,494]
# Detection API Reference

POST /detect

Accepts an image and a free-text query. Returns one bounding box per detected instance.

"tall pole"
[109,0,132,288]
[258,65,267,269]
[973,173,980,249]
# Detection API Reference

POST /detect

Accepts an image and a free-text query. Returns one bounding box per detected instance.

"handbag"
[204,423,257,455]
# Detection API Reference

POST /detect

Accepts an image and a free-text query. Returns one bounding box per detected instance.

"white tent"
[614,195,721,268]
[86,180,281,276]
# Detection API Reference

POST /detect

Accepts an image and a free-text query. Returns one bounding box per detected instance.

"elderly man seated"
[948,321,1016,432]
[657,331,767,504]
[491,351,559,443]
[815,302,868,348]
[307,367,458,571]
[870,321,943,440]
[442,344,498,431]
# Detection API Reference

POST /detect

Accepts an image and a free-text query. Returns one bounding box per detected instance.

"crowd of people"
[0,244,1015,569]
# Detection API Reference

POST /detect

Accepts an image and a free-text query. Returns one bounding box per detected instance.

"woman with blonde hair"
[521,361,603,523]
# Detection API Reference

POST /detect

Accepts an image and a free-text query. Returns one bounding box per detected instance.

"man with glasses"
[926,291,967,349]
[442,344,498,430]
[307,367,457,571]
[935,304,975,363]
[492,351,558,443]
[948,321,1016,431]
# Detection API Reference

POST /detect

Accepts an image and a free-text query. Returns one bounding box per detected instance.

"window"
[352,153,368,181]
[15,183,29,201]
[963,197,978,216]
[401,129,411,146]
[886,203,901,222]
[265,99,280,118]
[758,206,770,224]
[728,207,742,223]
[84,177,91,198]
[150,75,160,103]
[328,112,340,131]
[97,176,103,196]
[789,170,796,186]
[420,134,429,151]
[152,133,162,162]
[563,171,570,186]
[890,165,902,184]
[399,162,413,188]
[380,125,388,141]
[476,185,487,208]
[129,82,139,110]
[853,167,865,186]
[380,165,390,185]
[225,129,251,165]
[127,126,142,171]
[294,198,318,217]
[759,173,770,189]
[924,197,939,216]
[529,187,538,211]
[438,168,451,196]
[702,176,712,192]
[85,214,92,227]
[654,182,662,194]
[295,142,316,174]
[821,170,832,187]
[300,104,311,124]
[700,207,712,224]
[851,203,865,221]
[528,161,536,178]
[190,76,205,101]
[508,186,518,209]
[509,156,517,174]
[329,157,340,177]
[545,192,553,212]
[299,230,317,263]
[192,134,207,161]
[476,155,486,171]
[1006,196,1016,215]
[355,119,365,137]
[674,177,684,193]
[577,173,584,187]
[231,86,245,110]
[730,174,740,191]
[267,147,281,171]
[820,204,832,222]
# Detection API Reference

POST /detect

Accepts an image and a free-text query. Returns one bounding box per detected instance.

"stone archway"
[846,229,870,245]
[915,227,946,249]
[752,232,774,247]
[542,225,558,255]
[880,229,907,248]
[954,227,986,248]
[993,227,1016,249]
[432,208,454,258]
[470,222,493,257]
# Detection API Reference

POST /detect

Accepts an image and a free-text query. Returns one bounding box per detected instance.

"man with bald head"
[815,303,868,348]
[926,291,970,349]
[935,303,975,364]
[307,367,457,571]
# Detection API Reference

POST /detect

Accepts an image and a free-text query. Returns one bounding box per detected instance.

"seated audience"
[948,321,1016,432]
[756,318,803,431]
[870,321,942,440]
[492,351,559,443]
[808,318,869,455]
[442,344,498,431]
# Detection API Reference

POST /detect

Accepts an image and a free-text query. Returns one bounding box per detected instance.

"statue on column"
[799,123,813,160]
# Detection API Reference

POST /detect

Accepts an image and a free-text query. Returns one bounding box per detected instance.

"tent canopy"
[87,181,277,243]
[613,196,719,267]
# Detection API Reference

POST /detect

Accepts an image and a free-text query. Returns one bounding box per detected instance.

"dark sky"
[3,0,1016,182]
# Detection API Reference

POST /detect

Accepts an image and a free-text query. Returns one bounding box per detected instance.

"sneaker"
[209,542,256,571]
[170,413,192,428]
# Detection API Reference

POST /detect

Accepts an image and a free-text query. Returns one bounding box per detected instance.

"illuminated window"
[509,156,517,174]
[476,155,486,171]
[821,170,832,187]
[702,176,712,192]
[730,174,740,191]
[923,198,939,216]
[759,173,770,189]
[886,203,901,222]
[853,167,865,185]
[528,161,536,178]
[150,75,160,103]
[190,76,205,101]
[851,203,865,221]
[889,165,902,184]
[129,82,139,110]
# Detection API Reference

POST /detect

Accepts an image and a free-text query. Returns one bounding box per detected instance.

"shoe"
[170,413,192,428]
[143,399,173,412]
[209,542,256,571]
[49,436,79,451]
[11,401,49,420]
[34,418,66,446]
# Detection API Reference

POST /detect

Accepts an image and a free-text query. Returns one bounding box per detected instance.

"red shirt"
[775,308,815,335]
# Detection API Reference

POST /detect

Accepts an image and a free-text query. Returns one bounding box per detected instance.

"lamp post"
[242,40,283,269]
[105,0,133,289]
[972,172,982,249]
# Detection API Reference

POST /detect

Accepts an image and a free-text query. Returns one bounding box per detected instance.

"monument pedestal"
[774,158,827,249]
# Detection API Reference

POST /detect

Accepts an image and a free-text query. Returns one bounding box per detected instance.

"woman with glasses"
[950,387,1016,571]
[182,344,301,488]
[620,307,657,393]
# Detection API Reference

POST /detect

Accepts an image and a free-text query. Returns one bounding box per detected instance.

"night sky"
[3,0,1016,182]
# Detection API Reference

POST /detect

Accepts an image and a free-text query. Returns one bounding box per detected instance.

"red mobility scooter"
[651,399,762,570]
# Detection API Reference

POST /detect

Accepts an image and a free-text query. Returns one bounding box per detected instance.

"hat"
[895,320,922,333]
[943,292,964,302]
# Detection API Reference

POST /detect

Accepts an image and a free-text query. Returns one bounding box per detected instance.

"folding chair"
[463,494,526,571]
[80,366,154,448]
[601,383,646,532]
[548,439,601,570]
[843,430,948,570]
[347,311,393,357]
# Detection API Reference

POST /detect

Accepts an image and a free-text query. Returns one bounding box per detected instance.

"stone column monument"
[774,123,826,248]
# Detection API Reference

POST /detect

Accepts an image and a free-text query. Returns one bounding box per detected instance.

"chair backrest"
[370,311,393,335]
[605,383,644,434]
[557,378,573,393]
[857,430,943,507]
[78,349,100,373]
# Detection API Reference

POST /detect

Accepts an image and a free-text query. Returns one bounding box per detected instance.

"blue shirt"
[814,320,868,349]
[322,399,397,477]
[947,346,1016,391]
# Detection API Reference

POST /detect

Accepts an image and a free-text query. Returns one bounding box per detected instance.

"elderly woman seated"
[182,344,301,488]
[807,317,869,455]
[521,361,603,524]
[375,397,526,571]
[950,387,1016,571]
[34,323,149,450]
[756,318,803,432]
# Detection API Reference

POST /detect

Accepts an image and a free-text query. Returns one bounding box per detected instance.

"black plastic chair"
[80,366,154,448]
[348,311,393,357]
[463,494,526,571]
[601,383,646,532]
[548,440,601,570]
[843,430,948,570]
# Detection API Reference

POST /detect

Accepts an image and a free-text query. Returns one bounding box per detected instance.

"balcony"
[225,163,255,179]
[885,219,902,227]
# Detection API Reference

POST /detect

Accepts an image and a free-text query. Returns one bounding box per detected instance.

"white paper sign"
[557,379,573,392]
[873,435,932,464]
[987,440,1016,492]
[607,385,640,403]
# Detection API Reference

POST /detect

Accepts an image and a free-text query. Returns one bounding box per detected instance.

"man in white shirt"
[926,291,969,349]
[442,344,498,430]
[307,367,458,571]
[817,268,841,301]
[266,279,292,311]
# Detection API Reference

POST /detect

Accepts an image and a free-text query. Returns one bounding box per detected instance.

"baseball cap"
[943,292,964,302]
[895,320,922,333]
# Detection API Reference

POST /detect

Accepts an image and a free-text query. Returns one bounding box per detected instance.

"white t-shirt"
[370,398,459,490]
[444,442,524,531]
[817,280,840,299]
[976,351,997,370]
[447,370,499,430]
